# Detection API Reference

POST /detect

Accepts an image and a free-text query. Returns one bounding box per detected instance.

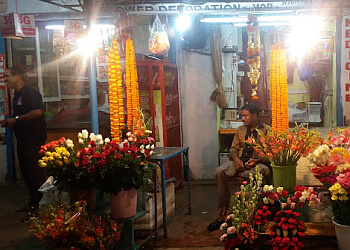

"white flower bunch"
[308,144,331,165]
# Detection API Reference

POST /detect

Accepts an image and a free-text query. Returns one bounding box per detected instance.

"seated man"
[207,102,271,231]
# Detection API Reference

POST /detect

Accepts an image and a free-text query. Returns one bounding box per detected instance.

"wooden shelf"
[219,129,237,134]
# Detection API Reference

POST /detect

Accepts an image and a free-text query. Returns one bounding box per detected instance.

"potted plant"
[27,201,120,249]
[247,124,322,192]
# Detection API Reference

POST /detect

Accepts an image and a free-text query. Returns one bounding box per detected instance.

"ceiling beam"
[37,0,83,13]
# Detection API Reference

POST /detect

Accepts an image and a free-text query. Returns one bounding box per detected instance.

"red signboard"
[0,13,35,39]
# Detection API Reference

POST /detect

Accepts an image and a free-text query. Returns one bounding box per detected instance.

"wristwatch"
[15,116,20,121]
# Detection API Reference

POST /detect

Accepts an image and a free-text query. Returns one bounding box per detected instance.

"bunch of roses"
[291,185,321,209]
[75,129,154,195]
[329,171,350,225]
[269,207,306,249]
[220,168,263,249]
[39,137,75,170]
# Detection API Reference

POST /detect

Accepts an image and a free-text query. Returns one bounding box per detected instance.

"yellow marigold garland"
[247,14,260,100]
[125,38,140,132]
[270,42,289,132]
[108,38,124,142]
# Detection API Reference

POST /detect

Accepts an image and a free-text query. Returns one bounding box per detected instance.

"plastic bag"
[38,176,69,205]
[149,15,170,54]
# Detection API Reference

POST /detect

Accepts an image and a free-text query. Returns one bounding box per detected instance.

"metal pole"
[85,0,99,134]
[336,12,343,126]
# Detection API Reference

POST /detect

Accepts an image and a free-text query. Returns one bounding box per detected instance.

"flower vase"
[110,188,137,219]
[272,164,297,193]
[333,220,350,250]
[69,187,96,215]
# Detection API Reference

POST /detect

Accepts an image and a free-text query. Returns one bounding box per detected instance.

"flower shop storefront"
[1,0,350,249]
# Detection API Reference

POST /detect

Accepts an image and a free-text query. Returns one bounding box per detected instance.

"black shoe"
[207,218,224,231]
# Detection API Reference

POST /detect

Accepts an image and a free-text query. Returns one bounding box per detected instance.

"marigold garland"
[246,14,260,100]
[125,38,140,132]
[108,37,124,142]
[270,42,289,132]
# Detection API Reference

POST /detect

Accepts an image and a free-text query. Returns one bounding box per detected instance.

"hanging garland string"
[247,14,260,100]
[270,42,289,132]
[125,38,140,132]
[108,37,124,142]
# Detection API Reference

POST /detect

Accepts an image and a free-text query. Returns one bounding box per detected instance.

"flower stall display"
[28,201,120,249]
[247,124,322,192]
[270,42,289,132]
[308,128,350,248]
[220,168,321,249]
[246,14,260,101]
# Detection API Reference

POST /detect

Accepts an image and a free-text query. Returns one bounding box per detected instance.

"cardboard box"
[135,182,175,230]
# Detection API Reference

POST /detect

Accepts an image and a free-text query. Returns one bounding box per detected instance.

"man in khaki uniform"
[207,102,271,231]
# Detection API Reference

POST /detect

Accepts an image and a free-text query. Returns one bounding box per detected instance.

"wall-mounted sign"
[64,20,84,48]
[341,15,350,125]
[64,20,84,34]
[0,13,35,39]
[110,0,343,14]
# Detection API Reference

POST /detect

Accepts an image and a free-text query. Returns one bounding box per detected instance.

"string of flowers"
[246,14,260,101]
[270,42,289,132]
[125,38,140,132]
[108,37,124,142]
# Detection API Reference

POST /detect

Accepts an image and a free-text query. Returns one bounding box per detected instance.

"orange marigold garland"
[125,38,140,132]
[270,42,289,132]
[108,38,124,142]
[247,14,260,100]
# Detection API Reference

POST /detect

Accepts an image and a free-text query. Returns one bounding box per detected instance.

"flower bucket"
[110,188,137,219]
[272,164,297,193]
[333,220,350,250]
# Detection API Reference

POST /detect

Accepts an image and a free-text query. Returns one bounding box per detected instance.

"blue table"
[149,147,191,238]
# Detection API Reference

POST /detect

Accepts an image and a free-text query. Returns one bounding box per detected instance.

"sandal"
[207,218,224,231]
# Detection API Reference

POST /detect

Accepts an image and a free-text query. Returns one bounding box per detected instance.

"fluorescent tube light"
[45,25,65,30]
[45,24,115,30]
[201,16,247,23]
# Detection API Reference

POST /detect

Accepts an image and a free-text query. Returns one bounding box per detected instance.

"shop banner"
[64,20,84,47]
[110,0,344,14]
[341,14,350,125]
[0,13,35,39]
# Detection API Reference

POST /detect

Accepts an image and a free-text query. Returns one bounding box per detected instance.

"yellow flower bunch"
[39,147,70,168]
[329,183,349,201]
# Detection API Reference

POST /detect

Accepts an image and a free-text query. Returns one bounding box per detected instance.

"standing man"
[207,102,271,231]
[1,67,47,213]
